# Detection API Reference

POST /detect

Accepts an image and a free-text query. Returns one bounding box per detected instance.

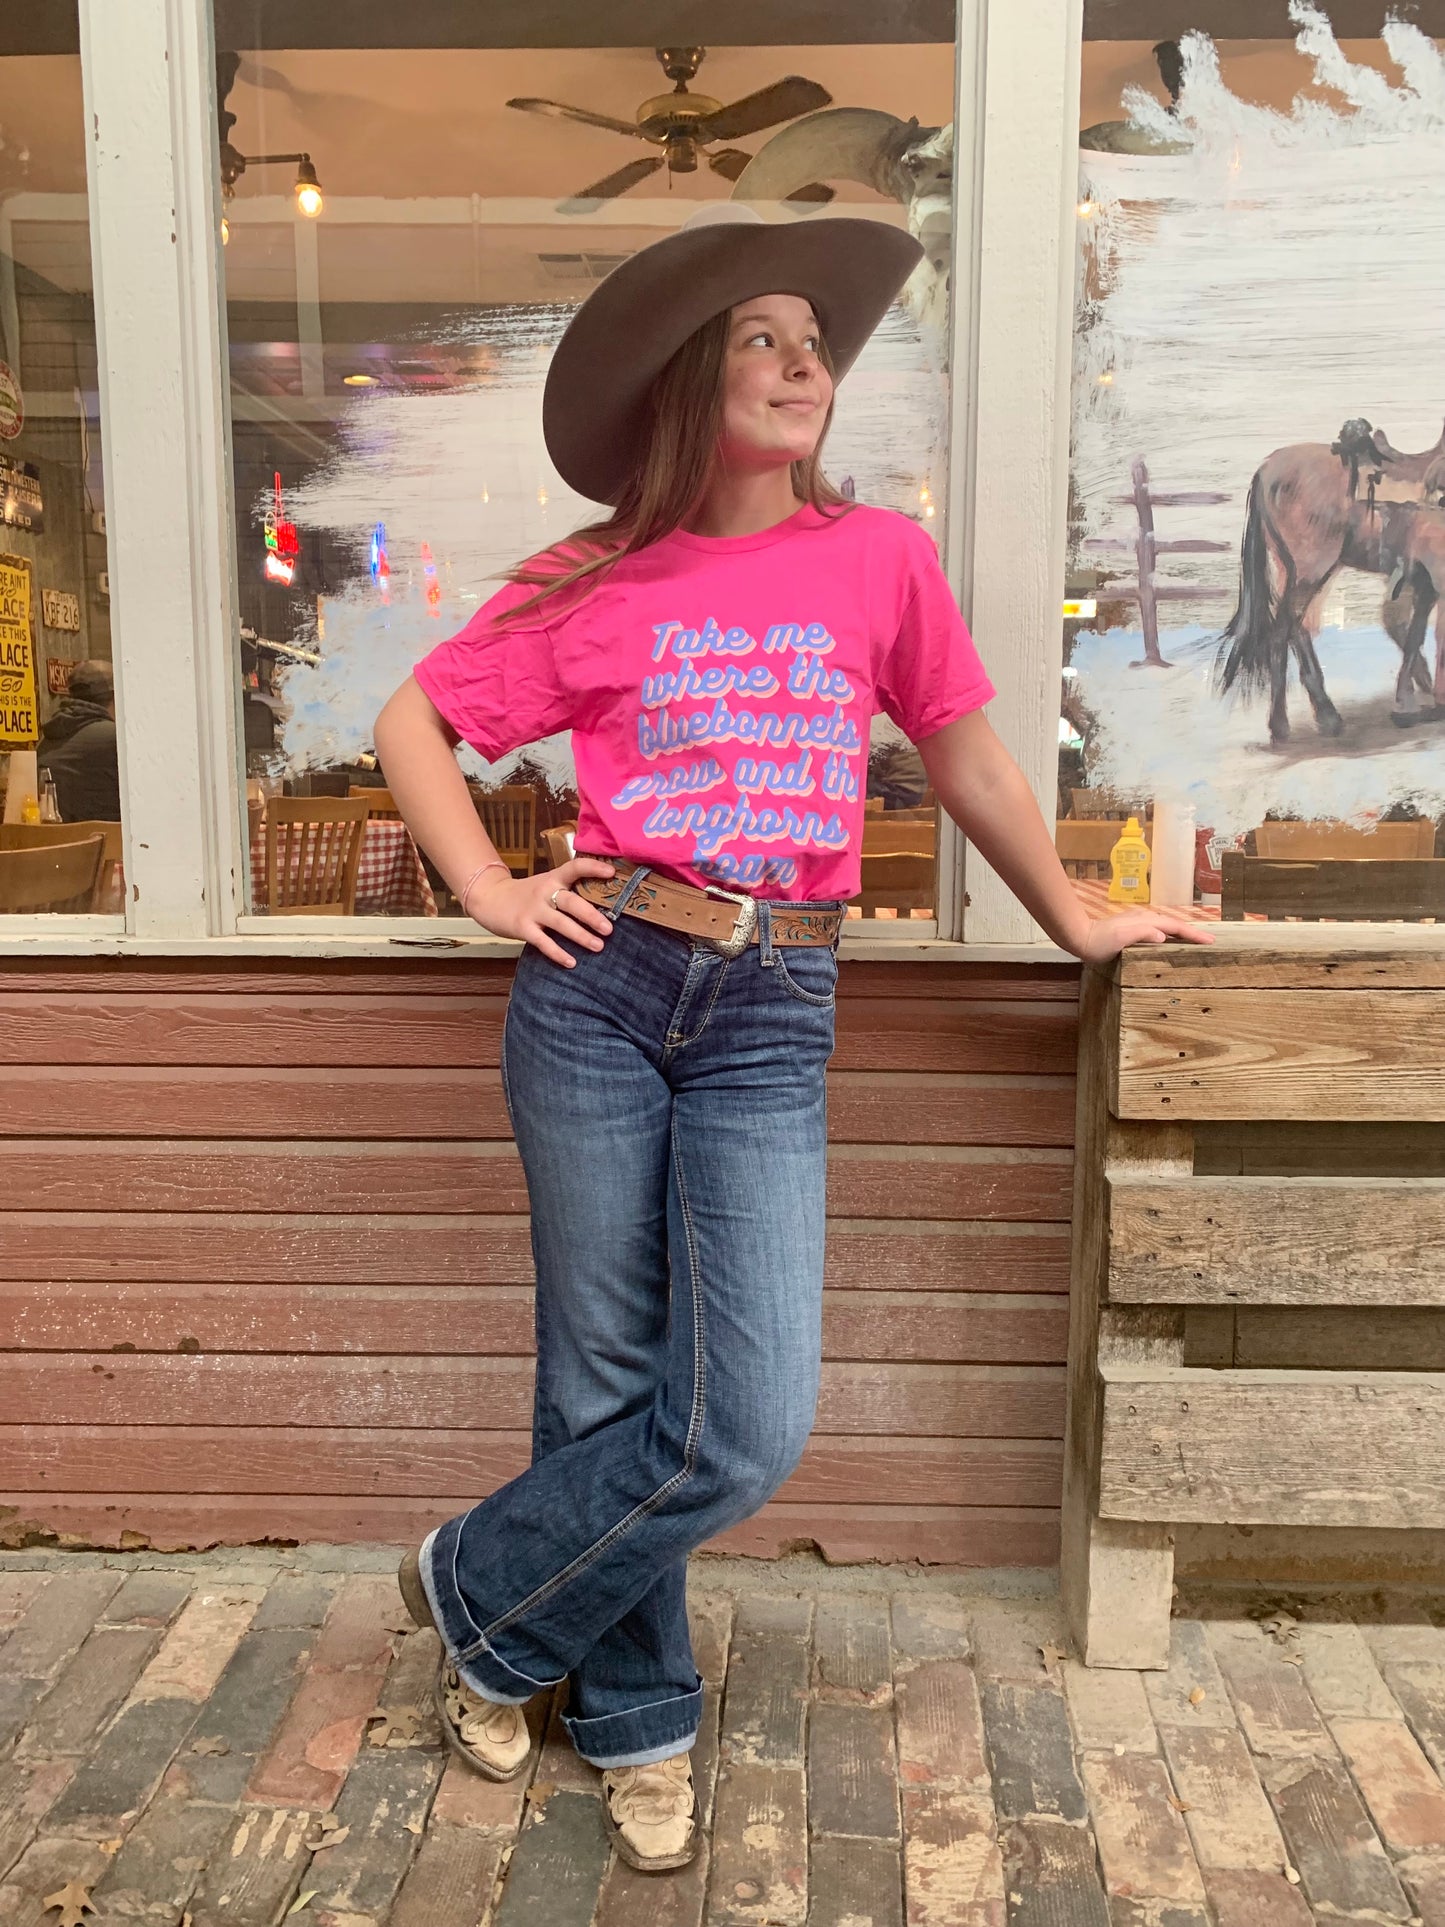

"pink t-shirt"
[413,500,995,902]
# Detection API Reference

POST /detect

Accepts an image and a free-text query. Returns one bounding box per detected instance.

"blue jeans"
[419,871,842,1768]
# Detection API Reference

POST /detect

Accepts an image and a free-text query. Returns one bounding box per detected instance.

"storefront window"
[214,10,960,920]
[0,6,119,916]
[1062,6,1445,928]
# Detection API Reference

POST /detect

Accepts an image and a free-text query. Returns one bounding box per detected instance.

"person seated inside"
[37,659,121,821]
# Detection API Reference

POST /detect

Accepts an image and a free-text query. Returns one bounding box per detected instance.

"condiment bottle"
[1107,816,1151,905]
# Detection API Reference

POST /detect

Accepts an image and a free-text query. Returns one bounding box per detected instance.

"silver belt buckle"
[700,885,758,958]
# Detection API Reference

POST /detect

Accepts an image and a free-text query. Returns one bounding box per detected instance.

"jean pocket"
[771,944,838,1008]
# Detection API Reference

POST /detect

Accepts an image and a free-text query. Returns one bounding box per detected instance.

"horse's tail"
[1214,473,1279,699]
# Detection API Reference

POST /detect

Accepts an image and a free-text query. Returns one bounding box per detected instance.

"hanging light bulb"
[294,155,323,218]
[220,214,230,246]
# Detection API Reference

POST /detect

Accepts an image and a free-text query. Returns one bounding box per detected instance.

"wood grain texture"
[0,993,1076,1074]
[1116,988,1445,1120]
[1118,929,1445,990]
[0,1283,1068,1365]
[0,957,1081,1001]
[0,1426,1064,1507]
[0,955,1077,1565]
[0,1492,1061,1566]
[1098,1365,1445,1526]
[1106,1174,1445,1306]
[0,1065,1077,1147]
[0,1216,1069,1292]
[0,1143,1074,1222]
[0,1354,1066,1437]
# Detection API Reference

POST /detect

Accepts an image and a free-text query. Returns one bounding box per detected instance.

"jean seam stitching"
[672,954,732,1047]
[774,952,837,1007]
[563,1681,705,1727]
[475,1112,708,1642]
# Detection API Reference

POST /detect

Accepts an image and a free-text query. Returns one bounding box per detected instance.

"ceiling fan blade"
[558,155,665,215]
[507,97,651,141]
[782,182,836,204]
[706,148,753,183]
[698,77,832,143]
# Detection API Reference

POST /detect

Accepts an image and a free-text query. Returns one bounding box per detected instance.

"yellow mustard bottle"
[1107,815,1151,905]
[19,791,40,826]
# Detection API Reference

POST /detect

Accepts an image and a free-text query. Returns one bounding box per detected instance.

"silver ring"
[548,885,563,910]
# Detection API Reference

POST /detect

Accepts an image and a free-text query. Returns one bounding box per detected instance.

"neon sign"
[370,522,390,601]
[262,471,299,585]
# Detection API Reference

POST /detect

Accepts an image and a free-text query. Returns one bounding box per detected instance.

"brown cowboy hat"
[542,203,924,506]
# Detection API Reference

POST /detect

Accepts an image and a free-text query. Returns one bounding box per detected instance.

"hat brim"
[542,215,925,507]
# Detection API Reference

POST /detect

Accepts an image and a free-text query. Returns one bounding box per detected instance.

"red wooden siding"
[0,954,1080,1565]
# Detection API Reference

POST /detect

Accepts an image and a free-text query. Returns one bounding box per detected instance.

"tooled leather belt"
[571,851,845,958]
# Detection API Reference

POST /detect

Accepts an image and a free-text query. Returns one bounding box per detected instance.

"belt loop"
[758,898,775,966]
[605,863,652,922]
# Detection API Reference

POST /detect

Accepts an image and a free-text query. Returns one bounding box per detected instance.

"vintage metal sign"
[0,552,38,746]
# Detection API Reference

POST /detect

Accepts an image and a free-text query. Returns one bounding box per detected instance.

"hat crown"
[677,202,768,233]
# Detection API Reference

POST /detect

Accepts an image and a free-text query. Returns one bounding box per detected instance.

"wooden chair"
[1,821,124,910]
[1056,817,1151,882]
[1221,853,1445,922]
[854,852,935,918]
[472,784,536,877]
[349,784,401,820]
[1253,819,1436,860]
[246,795,265,852]
[263,796,368,915]
[0,834,105,912]
[862,815,936,858]
[541,822,577,871]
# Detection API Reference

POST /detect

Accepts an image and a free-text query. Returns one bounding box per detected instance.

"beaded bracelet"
[459,859,511,920]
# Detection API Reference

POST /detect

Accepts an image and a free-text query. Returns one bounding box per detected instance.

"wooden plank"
[1098,1365,1445,1526]
[0,1066,516,1140]
[1192,1119,1445,1179]
[0,1216,1070,1291]
[1233,1307,1445,1371]
[0,1143,1073,1221]
[0,1426,1062,1507]
[1116,988,1445,1120]
[1221,854,1445,923]
[1061,959,1184,1670]
[0,1284,1068,1366]
[1107,1175,1445,1306]
[0,1492,1060,1566]
[1119,927,1445,990]
[0,993,1077,1074]
[0,958,1080,1001]
[0,1355,1066,1437]
[0,1065,1076,1147]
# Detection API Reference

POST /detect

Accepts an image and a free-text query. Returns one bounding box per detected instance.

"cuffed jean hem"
[419,1523,561,1708]
[563,1677,705,1768]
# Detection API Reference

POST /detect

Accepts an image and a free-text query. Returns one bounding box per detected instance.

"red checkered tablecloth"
[1071,879,1267,923]
[251,816,437,917]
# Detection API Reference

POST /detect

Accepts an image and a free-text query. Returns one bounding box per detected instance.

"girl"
[374,202,1210,1877]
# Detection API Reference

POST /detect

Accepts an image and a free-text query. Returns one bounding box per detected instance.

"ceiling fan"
[508,47,837,215]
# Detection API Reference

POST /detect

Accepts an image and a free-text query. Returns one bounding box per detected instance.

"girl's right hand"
[464,856,618,967]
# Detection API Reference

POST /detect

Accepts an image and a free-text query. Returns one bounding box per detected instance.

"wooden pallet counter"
[1062,926,1445,1668]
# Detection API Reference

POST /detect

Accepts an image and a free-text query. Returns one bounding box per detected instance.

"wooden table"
[1062,925,1445,1667]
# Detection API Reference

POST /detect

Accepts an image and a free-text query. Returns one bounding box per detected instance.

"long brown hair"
[492,304,854,626]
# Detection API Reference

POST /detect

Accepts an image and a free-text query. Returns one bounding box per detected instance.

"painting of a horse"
[1215,421,1445,744]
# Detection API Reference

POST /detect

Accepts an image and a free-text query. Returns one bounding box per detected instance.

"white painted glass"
[1063,6,1445,928]
[212,10,960,921]
[0,5,121,917]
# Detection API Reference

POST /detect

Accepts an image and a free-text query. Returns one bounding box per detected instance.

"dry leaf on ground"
[1187,1687,1207,1706]
[288,1892,319,1917]
[42,1883,96,1927]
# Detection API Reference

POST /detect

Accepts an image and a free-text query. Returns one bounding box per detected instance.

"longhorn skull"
[730,109,954,370]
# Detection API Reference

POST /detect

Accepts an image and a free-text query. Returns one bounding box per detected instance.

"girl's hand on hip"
[1075,908,1217,964]
[465,857,618,967]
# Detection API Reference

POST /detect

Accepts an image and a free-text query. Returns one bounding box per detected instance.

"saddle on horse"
[1331,417,1444,513]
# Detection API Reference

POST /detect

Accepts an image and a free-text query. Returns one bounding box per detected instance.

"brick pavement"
[3,1553,1445,1924]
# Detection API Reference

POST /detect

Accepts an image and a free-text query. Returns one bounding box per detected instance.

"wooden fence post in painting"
[1084,457,1231,668]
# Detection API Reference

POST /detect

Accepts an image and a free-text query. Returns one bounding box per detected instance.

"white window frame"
[0,0,1082,963]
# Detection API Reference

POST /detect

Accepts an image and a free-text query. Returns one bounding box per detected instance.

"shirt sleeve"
[412,580,576,762]
[874,532,996,742]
